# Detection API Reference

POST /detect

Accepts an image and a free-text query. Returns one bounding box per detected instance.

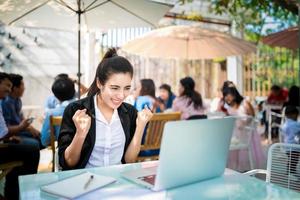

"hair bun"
[103,48,118,59]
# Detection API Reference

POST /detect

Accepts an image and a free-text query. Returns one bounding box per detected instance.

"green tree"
[210,0,298,42]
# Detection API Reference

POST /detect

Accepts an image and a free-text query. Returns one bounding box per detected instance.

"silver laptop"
[121,117,235,191]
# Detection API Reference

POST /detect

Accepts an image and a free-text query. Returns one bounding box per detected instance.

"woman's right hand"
[72,109,91,137]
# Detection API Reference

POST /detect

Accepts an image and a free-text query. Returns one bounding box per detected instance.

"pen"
[84,175,94,189]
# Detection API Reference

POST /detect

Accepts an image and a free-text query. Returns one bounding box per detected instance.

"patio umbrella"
[0,0,172,96]
[261,26,299,99]
[261,26,298,50]
[121,25,256,60]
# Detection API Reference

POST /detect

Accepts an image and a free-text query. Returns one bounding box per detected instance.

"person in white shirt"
[58,48,153,170]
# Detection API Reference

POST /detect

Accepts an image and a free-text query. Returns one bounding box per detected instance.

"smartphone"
[27,117,35,123]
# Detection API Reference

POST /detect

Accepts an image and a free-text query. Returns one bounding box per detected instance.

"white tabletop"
[19,161,300,199]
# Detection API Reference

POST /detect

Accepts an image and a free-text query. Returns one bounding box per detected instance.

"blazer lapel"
[82,95,96,147]
[118,104,130,146]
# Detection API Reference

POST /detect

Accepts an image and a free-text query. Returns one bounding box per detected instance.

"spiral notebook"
[41,172,116,199]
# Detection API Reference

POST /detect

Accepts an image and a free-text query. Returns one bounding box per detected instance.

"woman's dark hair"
[139,79,156,98]
[222,86,244,105]
[87,48,133,97]
[221,80,234,93]
[159,83,173,97]
[285,105,299,118]
[55,73,69,80]
[52,78,75,102]
[179,77,203,109]
[9,73,23,89]
[286,85,300,107]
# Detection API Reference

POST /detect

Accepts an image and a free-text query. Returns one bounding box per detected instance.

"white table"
[19,161,300,199]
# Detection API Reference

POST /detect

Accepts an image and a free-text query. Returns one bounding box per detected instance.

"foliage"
[177,0,299,87]
[256,45,299,87]
[208,0,298,87]
[209,0,298,42]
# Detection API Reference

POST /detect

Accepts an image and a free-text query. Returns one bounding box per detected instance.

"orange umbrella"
[121,25,256,60]
[261,27,298,50]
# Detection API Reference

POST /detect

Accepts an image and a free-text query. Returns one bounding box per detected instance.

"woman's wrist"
[136,122,147,131]
[74,131,87,140]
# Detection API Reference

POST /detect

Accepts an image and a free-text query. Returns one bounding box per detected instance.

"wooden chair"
[49,116,63,172]
[137,112,181,162]
[0,144,23,180]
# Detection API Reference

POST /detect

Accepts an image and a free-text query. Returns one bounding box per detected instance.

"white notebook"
[41,172,116,199]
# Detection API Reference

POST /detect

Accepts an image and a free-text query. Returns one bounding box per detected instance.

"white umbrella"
[0,0,172,96]
[121,25,256,60]
[0,0,171,31]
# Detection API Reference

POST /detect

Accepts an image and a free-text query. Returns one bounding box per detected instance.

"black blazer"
[58,95,137,170]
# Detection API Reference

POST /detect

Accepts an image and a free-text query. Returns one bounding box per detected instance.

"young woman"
[156,84,176,113]
[134,79,157,112]
[223,86,255,117]
[216,80,235,115]
[58,49,153,170]
[172,77,206,119]
[223,86,265,171]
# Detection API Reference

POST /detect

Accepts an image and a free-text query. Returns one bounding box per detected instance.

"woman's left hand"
[136,106,153,127]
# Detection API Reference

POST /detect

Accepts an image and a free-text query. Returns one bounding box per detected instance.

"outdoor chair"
[229,116,257,170]
[244,143,300,192]
[137,112,181,162]
[49,115,62,172]
[268,107,286,143]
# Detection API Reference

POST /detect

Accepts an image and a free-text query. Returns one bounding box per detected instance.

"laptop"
[121,117,235,191]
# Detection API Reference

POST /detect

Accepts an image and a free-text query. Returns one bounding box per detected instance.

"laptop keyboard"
[138,174,156,185]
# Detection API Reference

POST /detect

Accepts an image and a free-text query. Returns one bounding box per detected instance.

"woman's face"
[224,94,235,106]
[97,73,132,109]
[159,88,169,101]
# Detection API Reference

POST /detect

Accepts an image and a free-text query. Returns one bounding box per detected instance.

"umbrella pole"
[77,0,82,98]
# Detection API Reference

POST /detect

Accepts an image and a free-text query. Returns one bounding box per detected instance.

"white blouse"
[85,96,126,168]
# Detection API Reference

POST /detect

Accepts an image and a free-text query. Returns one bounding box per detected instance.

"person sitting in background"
[40,77,76,147]
[0,72,39,200]
[45,73,69,111]
[281,106,300,175]
[224,86,255,117]
[223,86,265,172]
[156,84,176,113]
[267,85,288,105]
[172,77,206,120]
[216,80,235,115]
[44,73,87,112]
[1,73,42,148]
[283,85,300,108]
[266,85,289,139]
[134,79,157,112]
